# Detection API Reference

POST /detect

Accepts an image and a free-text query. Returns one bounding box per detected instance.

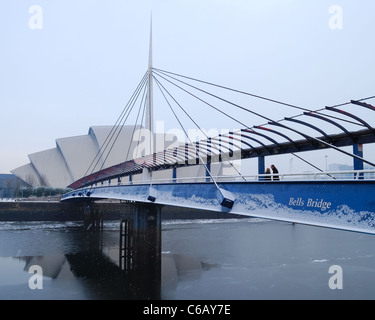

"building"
[0,174,28,198]
[12,125,172,188]
[12,125,238,189]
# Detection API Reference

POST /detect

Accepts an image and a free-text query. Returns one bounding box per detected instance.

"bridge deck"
[61,170,375,235]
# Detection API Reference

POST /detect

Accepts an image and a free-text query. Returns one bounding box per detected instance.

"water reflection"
[0,221,212,300]
[1,251,209,300]
[2,251,160,299]
[162,253,219,299]
[3,219,375,299]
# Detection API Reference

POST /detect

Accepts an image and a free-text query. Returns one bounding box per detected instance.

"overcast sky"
[1,0,375,175]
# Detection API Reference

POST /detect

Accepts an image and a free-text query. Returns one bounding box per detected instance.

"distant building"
[329,163,374,172]
[328,163,352,171]
[12,125,237,189]
[11,125,172,188]
[329,163,375,179]
[0,174,29,198]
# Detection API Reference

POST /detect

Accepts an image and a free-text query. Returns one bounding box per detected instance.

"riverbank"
[0,198,245,221]
[0,201,83,221]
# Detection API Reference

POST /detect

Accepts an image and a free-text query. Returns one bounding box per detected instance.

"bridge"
[61,28,375,235]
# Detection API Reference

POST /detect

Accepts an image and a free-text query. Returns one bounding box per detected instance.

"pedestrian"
[264,168,272,181]
[271,164,279,181]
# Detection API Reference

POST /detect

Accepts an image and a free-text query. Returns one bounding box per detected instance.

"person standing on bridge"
[264,168,272,181]
[271,164,279,181]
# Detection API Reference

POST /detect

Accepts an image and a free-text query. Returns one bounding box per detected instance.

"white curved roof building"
[12,125,175,188]
[12,125,239,189]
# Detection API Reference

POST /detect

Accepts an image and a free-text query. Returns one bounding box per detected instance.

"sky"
[1,0,375,175]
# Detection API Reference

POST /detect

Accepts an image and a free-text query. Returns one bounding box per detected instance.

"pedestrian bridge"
[60,39,375,235]
[61,169,375,235]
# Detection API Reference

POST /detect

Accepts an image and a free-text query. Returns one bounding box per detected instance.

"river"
[0,218,374,300]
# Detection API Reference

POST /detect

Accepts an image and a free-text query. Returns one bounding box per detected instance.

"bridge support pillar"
[83,202,103,232]
[353,144,364,179]
[131,203,161,296]
[258,156,265,181]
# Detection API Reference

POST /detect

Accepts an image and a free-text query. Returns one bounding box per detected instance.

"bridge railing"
[100,169,375,187]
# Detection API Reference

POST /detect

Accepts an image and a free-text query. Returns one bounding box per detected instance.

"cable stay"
[68,66,375,190]
[153,68,313,113]
[291,153,336,180]
[154,69,373,132]
[94,77,148,180]
[104,78,149,168]
[153,68,373,138]
[152,69,368,171]
[154,75,235,208]
[154,68,375,127]
[153,74,246,181]
[152,69,375,169]
[124,80,149,165]
[84,71,149,177]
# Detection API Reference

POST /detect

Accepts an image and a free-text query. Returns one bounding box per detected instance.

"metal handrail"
[93,169,375,187]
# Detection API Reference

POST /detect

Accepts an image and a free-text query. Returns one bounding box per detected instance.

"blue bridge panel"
[61,181,375,235]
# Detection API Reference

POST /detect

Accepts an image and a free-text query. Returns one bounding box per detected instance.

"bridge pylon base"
[132,203,161,269]
[83,202,103,232]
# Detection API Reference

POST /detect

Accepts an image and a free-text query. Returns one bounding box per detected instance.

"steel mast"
[143,17,154,182]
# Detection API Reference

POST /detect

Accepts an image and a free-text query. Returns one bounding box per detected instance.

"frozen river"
[0,218,374,300]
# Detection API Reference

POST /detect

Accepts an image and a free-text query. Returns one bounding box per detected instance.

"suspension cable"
[153,68,375,169]
[123,78,149,165]
[84,71,149,179]
[155,68,375,129]
[154,76,222,190]
[78,67,375,188]
[99,73,149,172]
[153,75,246,180]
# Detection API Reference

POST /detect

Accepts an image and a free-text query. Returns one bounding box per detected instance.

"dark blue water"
[0,218,374,300]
